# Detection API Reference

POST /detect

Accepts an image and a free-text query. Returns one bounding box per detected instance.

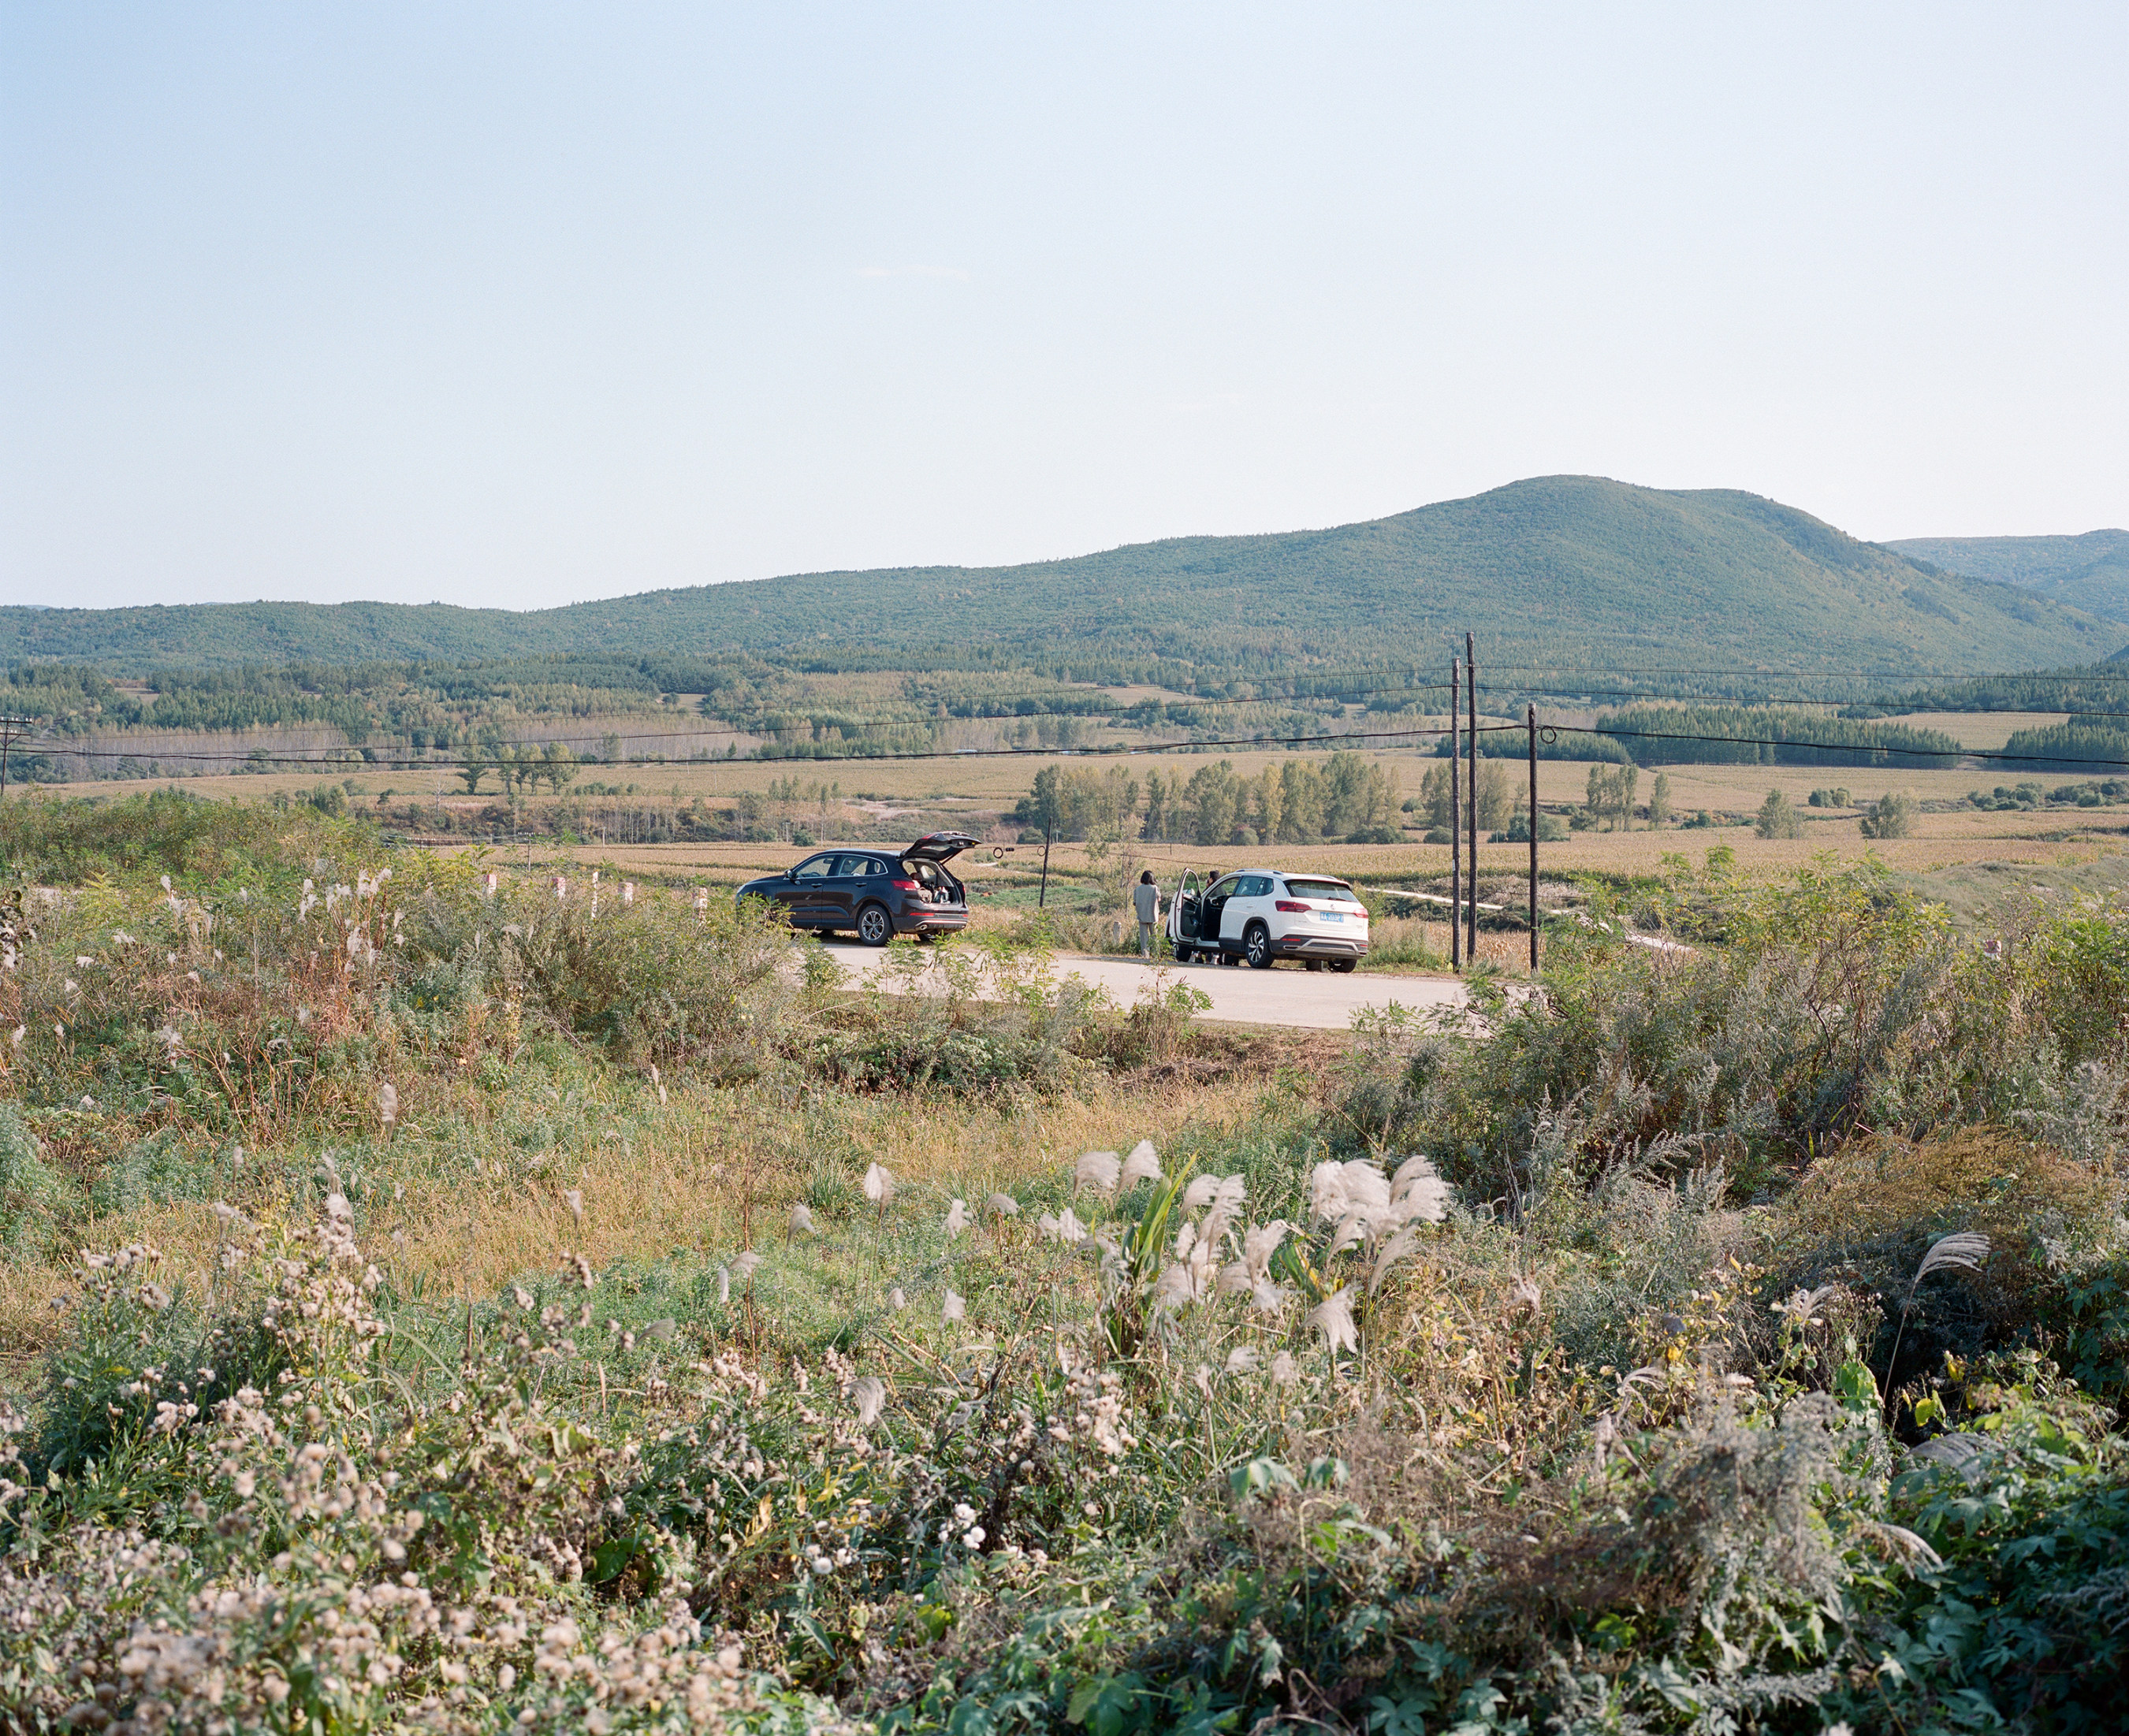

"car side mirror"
[782,868,795,880]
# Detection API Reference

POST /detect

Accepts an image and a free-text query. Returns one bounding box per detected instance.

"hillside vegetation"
[6,477,2117,676]
[8,797,2129,1731]
[1889,530,2129,624]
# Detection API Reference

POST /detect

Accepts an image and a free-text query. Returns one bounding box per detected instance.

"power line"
[1541,721,2129,772]
[37,718,1468,773]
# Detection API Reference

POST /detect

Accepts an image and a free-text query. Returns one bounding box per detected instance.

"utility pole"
[1448,659,1461,970]
[1527,703,1540,972]
[0,716,31,808]
[1038,822,1051,909]
[1465,633,1479,965]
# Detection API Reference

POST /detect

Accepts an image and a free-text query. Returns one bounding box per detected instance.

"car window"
[792,855,837,880]
[1282,878,1363,905]
[836,854,880,877]
[1235,875,1273,898]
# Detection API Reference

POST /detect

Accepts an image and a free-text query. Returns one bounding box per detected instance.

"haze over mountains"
[3,478,2120,678]
[1887,530,2129,628]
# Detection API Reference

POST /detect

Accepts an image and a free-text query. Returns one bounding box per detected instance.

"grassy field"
[8,792,2129,1730]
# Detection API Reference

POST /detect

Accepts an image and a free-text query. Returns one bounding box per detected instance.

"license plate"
[1317,911,1343,922]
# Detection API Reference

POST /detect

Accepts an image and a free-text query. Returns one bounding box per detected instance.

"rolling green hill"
[1886,530,2129,624]
[6,477,2118,677]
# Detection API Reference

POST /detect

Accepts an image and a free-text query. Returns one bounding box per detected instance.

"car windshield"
[1282,878,1363,905]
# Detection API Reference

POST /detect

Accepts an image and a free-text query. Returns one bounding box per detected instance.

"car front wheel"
[1244,922,1273,970]
[857,903,893,946]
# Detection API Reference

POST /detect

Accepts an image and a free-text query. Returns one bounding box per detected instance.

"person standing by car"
[1132,870,1160,959]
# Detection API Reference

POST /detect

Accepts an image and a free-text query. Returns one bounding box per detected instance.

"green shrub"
[0,1104,76,1261]
[1753,788,1803,838]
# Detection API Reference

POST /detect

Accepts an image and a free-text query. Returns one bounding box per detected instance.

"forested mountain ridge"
[4,476,2117,675]
[1885,530,2129,626]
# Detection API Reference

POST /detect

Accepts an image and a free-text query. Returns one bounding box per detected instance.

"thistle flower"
[943,1289,966,1322]
[985,1191,1019,1218]
[1074,1151,1122,1194]
[863,1163,898,1206]
[852,1375,887,1428]
[1305,1287,1359,1357]
[787,1203,817,1236]
[1118,1141,1162,1188]
[944,1199,972,1239]
[1776,1282,1838,1325]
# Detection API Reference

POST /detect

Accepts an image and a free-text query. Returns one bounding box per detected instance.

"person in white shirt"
[1132,871,1161,959]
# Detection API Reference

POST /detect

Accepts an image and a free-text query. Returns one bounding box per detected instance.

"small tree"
[1859,790,1917,839]
[1647,771,1671,827]
[541,742,579,795]
[1755,790,1803,839]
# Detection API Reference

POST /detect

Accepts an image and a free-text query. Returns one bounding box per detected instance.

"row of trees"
[1015,753,1402,846]
[457,736,582,797]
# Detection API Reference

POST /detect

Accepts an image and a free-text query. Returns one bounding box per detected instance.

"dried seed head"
[1074,1151,1121,1194]
[1118,1141,1162,1188]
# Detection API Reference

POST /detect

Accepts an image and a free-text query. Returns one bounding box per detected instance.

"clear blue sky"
[3,3,2123,611]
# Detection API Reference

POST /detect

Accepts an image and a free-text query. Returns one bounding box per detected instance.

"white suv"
[1165,869,1370,971]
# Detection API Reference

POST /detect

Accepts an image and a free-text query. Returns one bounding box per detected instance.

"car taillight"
[1275,900,1309,913]
[891,879,919,891]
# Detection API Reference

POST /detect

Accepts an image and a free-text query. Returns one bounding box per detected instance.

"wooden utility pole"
[1448,659,1461,969]
[1527,703,1540,972]
[0,719,30,862]
[1038,822,1051,909]
[1465,633,1478,965]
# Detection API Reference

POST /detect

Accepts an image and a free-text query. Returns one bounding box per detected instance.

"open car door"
[1167,868,1202,960]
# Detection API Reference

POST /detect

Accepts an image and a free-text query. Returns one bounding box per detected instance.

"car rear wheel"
[857,902,893,947]
[1244,923,1272,970]
[1173,942,1193,963]
[1329,957,1357,974]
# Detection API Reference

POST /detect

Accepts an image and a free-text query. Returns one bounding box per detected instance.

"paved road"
[822,940,1471,1031]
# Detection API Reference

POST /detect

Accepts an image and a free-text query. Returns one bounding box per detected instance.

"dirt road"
[823,940,1472,1031]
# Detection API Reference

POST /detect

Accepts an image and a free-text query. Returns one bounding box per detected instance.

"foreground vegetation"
[6,793,2129,1732]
